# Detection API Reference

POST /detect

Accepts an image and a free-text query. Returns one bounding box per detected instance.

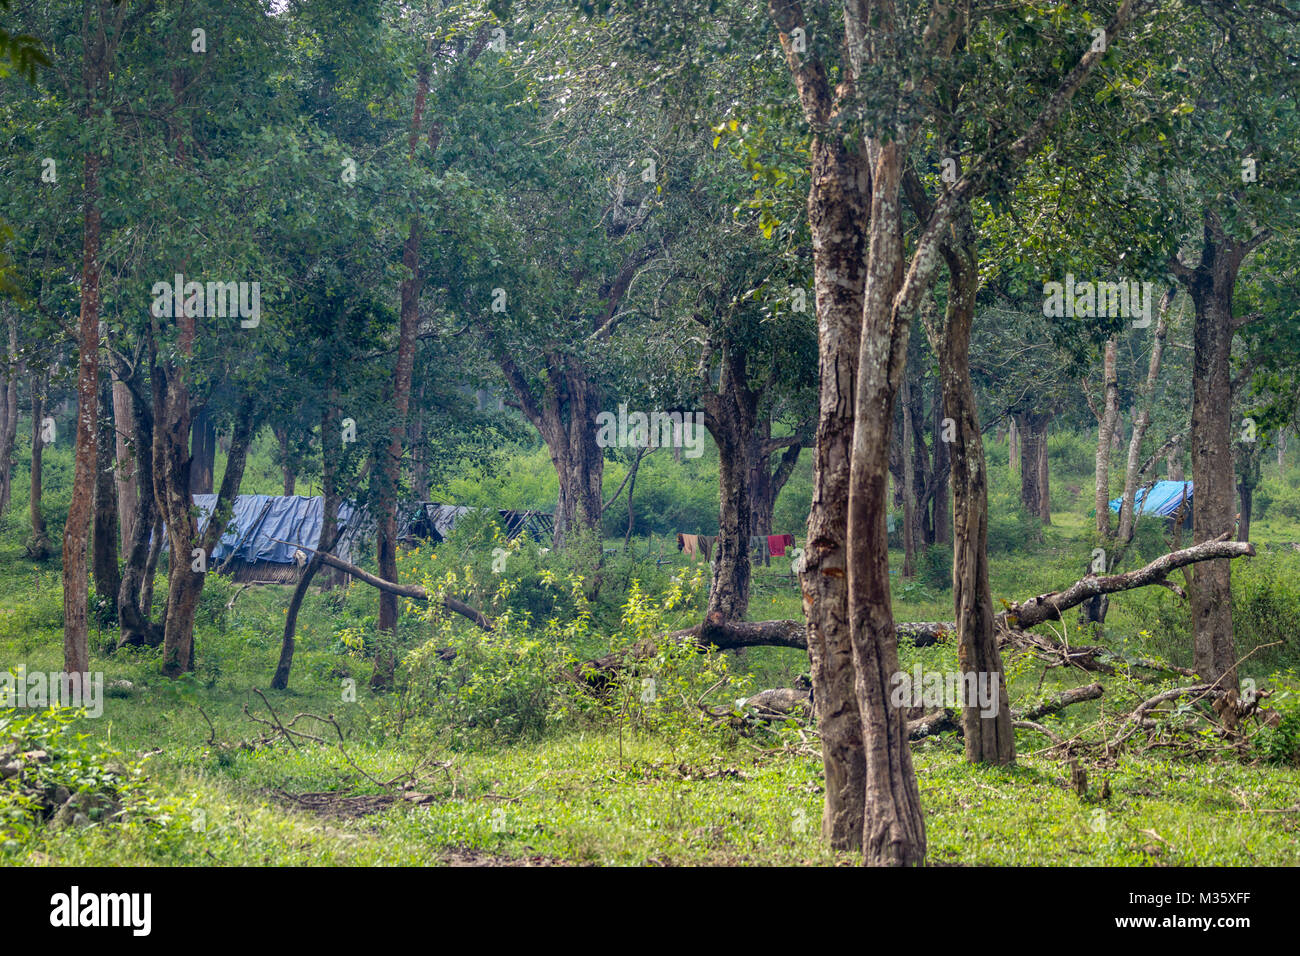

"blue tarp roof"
[192,494,365,565]
[1108,480,1193,517]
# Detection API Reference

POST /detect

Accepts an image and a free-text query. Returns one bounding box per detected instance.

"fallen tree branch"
[1002,534,1253,629]
[1012,682,1104,721]
[309,551,495,631]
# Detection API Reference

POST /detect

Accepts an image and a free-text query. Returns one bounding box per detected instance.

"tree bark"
[1004,533,1253,630]
[1236,440,1259,544]
[846,137,926,867]
[27,374,50,560]
[110,370,138,560]
[1093,338,1120,538]
[924,205,1013,766]
[931,382,951,545]
[372,45,435,689]
[1174,218,1252,693]
[273,405,341,690]
[188,405,216,495]
[703,342,758,623]
[1015,410,1052,525]
[901,375,918,578]
[769,0,870,851]
[92,372,121,620]
[62,143,103,681]
[113,356,162,649]
[275,425,296,496]
[0,314,19,520]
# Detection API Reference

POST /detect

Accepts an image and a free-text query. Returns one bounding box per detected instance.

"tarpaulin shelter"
[1108,481,1193,524]
[188,494,371,584]
[397,502,554,546]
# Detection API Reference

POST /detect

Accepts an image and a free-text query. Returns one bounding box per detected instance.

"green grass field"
[3,435,1300,866]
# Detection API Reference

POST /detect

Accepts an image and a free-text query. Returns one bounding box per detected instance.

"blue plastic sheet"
[1108,480,1193,517]
[191,494,363,564]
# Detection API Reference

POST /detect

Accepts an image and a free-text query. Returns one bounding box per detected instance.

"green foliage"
[0,707,136,851]
[986,487,1042,554]
[400,568,592,749]
[916,544,953,592]
[1048,430,1095,479]
[1232,552,1300,670]
[567,572,755,756]
[1254,674,1300,767]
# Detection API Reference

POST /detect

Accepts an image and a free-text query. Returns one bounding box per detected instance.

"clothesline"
[675,532,797,564]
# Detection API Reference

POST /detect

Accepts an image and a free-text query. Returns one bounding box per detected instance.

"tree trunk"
[901,375,917,578]
[27,374,50,559]
[0,314,19,520]
[931,384,951,545]
[275,426,296,496]
[1093,338,1120,538]
[273,405,340,690]
[1008,415,1019,475]
[1237,472,1254,543]
[1166,432,1185,481]
[784,71,871,850]
[703,340,759,623]
[110,370,138,559]
[114,358,161,648]
[62,147,103,682]
[158,396,255,677]
[907,371,933,546]
[1036,418,1052,525]
[188,405,216,495]
[92,373,121,620]
[846,139,925,867]
[372,50,434,689]
[927,210,1013,766]
[1176,221,1248,694]
[1015,410,1052,525]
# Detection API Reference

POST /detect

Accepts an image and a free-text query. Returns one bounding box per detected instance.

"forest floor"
[2,513,1299,866]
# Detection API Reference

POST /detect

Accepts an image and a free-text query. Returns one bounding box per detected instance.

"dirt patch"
[440,847,571,867]
[270,787,438,820]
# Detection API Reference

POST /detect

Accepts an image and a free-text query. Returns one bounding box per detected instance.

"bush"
[986,490,1041,553]
[398,568,594,748]
[1128,516,1169,563]
[0,707,137,851]
[917,544,952,591]
[1048,430,1095,479]
[1253,672,1300,766]
[1253,478,1277,520]
[1233,552,1300,671]
[1271,485,1300,523]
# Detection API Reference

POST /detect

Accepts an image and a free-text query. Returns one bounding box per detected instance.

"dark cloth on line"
[767,534,794,557]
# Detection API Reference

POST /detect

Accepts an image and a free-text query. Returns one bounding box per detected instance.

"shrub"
[399,569,594,748]
[1232,552,1300,671]
[917,544,952,591]
[1253,672,1299,766]
[0,707,137,851]
[986,490,1041,553]
[1048,430,1095,479]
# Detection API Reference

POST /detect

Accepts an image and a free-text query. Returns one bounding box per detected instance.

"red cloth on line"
[767,534,794,557]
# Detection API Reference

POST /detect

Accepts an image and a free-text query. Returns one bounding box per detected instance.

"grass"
[2,434,1300,866]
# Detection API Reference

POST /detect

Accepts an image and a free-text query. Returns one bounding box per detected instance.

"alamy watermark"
[890,665,1000,718]
[594,404,706,458]
[1042,275,1158,328]
[151,273,261,328]
[1,667,103,718]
